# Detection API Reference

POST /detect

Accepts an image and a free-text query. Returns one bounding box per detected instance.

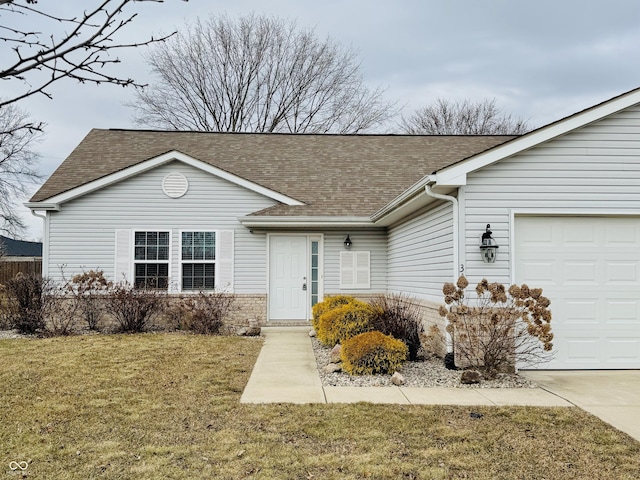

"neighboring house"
[0,235,43,261]
[27,87,640,370]
[0,235,43,283]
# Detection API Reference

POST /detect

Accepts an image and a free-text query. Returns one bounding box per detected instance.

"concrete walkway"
[240,326,571,407]
[523,370,640,442]
[241,327,640,442]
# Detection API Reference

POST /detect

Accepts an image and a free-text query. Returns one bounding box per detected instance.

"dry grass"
[1,334,639,479]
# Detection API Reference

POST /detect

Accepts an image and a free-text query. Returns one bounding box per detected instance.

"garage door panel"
[605,262,639,283]
[516,216,640,369]
[605,222,640,244]
[563,261,597,284]
[566,338,599,362]
[607,338,639,361]
[518,260,557,283]
[562,223,597,245]
[561,298,599,324]
[606,300,639,323]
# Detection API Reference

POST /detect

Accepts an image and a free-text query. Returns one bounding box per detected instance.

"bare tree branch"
[0,0,187,109]
[0,103,43,236]
[129,13,397,134]
[400,98,530,135]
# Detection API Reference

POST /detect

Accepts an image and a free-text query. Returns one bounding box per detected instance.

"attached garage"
[515,216,640,369]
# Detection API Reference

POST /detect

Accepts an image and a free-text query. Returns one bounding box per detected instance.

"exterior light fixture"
[480,224,499,263]
[344,235,352,249]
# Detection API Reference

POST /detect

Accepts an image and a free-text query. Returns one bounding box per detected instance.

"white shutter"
[216,230,234,292]
[340,251,370,289]
[355,251,371,289]
[114,229,132,283]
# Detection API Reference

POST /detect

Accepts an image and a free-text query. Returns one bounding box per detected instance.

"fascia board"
[435,89,640,187]
[23,202,60,211]
[36,151,304,206]
[239,216,375,229]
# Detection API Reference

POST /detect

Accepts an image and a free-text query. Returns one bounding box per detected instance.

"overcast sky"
[9,0,640,239]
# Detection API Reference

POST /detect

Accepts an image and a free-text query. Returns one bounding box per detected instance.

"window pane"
[147,232,157,244]
[158,246,169,260]
[134,262,168,290]
[182,262,215,291]
[134,246,145,260]
[311,241,318,255]
[135,232,146,246]
[147,246,158,260]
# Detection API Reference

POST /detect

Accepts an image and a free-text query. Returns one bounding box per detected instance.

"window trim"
[179,229,217,292]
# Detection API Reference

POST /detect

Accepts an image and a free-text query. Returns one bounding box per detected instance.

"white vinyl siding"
[387,201,453,301]
[463,105,640,287]
[46,161,275,293]
[323,230,386,293]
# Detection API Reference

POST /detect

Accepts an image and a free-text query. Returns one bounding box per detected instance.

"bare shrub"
[168,290,237,335]
[439,276,554,377]
[422,324,446,358]
[107,282,166,333]
[70,270,112,331]
[1,273,53,334]
[369,293,424,361]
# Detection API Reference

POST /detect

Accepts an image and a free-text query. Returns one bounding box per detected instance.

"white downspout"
[424,182,457,354]
[30,210,47,277]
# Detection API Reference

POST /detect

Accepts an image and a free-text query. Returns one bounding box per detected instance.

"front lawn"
[1,334,639,479]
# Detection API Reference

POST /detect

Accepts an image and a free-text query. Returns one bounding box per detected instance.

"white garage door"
[515,216,640,369]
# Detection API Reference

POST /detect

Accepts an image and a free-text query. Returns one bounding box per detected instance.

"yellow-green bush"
[316,300,374,347]
[341,331,408,375]
[311,295,356,331]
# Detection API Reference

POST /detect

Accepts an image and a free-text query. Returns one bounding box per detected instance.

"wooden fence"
[0,259,42,284]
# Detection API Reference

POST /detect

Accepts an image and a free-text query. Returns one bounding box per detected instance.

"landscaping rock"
[309,329,316,337]
[329,343,342,363]
[391,372,405,386]
[245,326,261,336]
[460,370,482,384]
[324,363,342,373]
[236,326,261,336]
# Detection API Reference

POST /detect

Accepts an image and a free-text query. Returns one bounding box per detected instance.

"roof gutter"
[425,177,456,354]
[24,202,60,211]
[238,216,376,229]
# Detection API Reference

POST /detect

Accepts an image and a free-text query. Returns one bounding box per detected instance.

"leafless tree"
[0,0,186,118]
[0,104,42,235]
[129,13,397,133]
[400,98,530,135]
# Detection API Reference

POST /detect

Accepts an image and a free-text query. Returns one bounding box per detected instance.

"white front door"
[269,235,308,320]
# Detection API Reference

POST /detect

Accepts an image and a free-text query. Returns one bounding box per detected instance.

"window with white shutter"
[340,251,370,289]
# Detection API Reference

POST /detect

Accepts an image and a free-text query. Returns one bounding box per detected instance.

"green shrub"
[316,300,374,347]
[370,293,424,361]
[311,295,355,331]
[341,331,408,375]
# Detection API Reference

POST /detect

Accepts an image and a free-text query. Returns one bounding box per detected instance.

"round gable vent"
[162,172,189,198]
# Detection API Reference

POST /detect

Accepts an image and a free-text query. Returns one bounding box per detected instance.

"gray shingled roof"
[31,130,515,217]
[0,236,42,257]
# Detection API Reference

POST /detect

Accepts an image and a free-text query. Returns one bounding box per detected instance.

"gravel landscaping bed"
[312,337,537,389]
[0,329,30,340]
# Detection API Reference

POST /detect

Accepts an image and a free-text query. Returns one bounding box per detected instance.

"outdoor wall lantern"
[480,224,499,263]
[344,235,352,249]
